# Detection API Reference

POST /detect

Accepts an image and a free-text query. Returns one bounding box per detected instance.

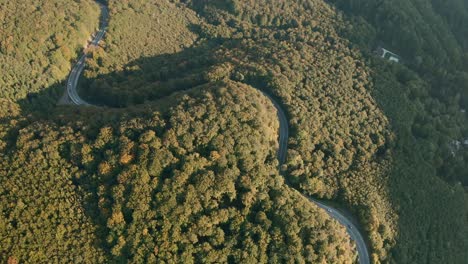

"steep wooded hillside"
[0,0,100,101]
[80,0,468,263]
[0,82,356,263]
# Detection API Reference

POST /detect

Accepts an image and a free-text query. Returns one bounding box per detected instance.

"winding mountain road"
[65,3,108,105]
[264,92,370,264]
[64,2,370,263]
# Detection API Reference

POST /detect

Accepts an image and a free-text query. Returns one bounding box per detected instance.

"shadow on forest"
[16,35,288,123]
[333,6,468,261]
[7,0,468,259]
[16,33,389,252]
[11,24,431,261]
[11,37,246,252]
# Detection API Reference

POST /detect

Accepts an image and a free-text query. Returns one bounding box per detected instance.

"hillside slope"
[0,82,356,263]
[80,0,468,263]
[0,0,100,101]
[0,0,467,263]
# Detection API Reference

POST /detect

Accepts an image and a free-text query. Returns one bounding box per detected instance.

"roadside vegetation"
[87,0,201,74]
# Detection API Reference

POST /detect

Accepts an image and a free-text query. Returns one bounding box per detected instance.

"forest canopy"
[0,0,467,263]
[79,0,468,262]
[1,81,356,263]
[0,0,100,101]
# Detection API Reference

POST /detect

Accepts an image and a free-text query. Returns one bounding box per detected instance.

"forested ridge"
[1,0,467,263]
[81,0,398,260]
[1,82,356,263]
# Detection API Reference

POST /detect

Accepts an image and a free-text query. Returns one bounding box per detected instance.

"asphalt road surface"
[66,3,108,105]
[263,91,370,264]
[64,2,370,263]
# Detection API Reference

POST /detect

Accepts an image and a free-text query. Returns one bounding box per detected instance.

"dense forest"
[331,0,468,187]
[1,0,467,263]
[0,0,100,101]
[330,0,468,261]
[1,83,355,263]
[79,0,468,263]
